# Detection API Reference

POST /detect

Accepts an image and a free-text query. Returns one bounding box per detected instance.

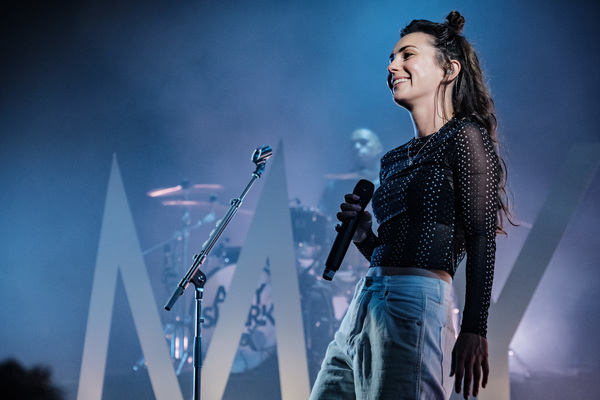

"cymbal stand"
[172,207,192,373]
[137,197,217,373]
[164,145,272,400]
[169,194,221,371]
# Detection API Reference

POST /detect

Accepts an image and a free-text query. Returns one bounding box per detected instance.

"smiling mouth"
[393,78,409,86]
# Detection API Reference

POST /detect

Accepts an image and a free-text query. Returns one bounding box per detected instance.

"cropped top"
[355,117,499,337]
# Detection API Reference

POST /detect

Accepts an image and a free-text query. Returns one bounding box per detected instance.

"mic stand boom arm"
[164,145,272,311]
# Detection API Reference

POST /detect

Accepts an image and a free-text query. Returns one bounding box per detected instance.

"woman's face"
[387,32,446,110]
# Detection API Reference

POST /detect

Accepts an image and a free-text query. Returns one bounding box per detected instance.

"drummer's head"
[350,128,382,168]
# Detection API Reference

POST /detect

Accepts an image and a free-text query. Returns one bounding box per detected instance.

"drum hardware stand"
[164,145,272,400]
[135,205,217,373]
[141,204,217,257]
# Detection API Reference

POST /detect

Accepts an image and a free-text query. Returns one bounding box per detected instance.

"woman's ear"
[446,60,461,81]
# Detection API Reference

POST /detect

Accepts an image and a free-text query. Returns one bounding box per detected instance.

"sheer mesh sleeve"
[354,229,379,262]
[452,122,499,338]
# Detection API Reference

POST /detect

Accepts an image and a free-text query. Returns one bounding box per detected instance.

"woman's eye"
[403,53,414,59]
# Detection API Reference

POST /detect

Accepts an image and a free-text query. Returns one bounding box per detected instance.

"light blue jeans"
[309,275,455,400]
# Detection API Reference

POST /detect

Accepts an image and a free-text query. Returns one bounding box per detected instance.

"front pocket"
[383,289,426,323]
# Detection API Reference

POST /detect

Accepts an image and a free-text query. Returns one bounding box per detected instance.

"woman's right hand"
[336,193,373,243]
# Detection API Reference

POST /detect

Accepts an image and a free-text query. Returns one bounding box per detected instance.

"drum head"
[201,264,276,373]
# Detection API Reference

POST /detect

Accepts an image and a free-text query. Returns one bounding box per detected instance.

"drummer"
[318,128,383,220]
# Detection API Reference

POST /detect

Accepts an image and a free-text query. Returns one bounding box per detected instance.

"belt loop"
[439,279,447,302]
[379,277,388,299]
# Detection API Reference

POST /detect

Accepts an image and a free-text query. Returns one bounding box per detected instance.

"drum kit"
[137,177,369,381]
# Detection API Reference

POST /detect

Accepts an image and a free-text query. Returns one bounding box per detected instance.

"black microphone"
[323,179,375,281]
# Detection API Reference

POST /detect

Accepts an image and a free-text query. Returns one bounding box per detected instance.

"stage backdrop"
[1,1,600,399]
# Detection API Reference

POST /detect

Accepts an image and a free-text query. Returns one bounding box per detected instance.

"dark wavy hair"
[389,10,514,234]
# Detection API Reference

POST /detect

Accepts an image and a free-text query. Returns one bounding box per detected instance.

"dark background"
[1,0,599,398]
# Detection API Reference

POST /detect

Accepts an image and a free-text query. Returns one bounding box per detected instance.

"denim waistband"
[358,274,452,303]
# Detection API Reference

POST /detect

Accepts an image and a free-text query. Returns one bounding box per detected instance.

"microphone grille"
[353,179,375,206]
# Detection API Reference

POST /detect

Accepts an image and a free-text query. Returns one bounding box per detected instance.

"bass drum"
[201,263,276,374]
[300,277,337,385]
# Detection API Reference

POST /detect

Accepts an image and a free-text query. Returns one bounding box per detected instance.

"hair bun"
[445,11,465,34]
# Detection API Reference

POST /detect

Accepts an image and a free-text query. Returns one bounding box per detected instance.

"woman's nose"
[387,62,396,75]
[387,60,399,89]
[388,57,400,74]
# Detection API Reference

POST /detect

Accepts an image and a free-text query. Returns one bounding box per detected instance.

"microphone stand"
[164,145,272,400]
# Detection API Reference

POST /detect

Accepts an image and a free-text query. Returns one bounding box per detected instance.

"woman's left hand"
[450,332,489,399]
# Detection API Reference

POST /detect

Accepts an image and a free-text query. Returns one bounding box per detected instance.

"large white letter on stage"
[77,155,183,400]
[451,143,600,400]
[201,143,311,400]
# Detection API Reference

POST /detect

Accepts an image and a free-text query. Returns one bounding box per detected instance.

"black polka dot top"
[355,117,500,337]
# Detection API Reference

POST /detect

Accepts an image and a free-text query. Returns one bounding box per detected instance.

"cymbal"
[148,183,223,198]
[323,172,365,181]
[161,200,254,215]
[161,200,211,207]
